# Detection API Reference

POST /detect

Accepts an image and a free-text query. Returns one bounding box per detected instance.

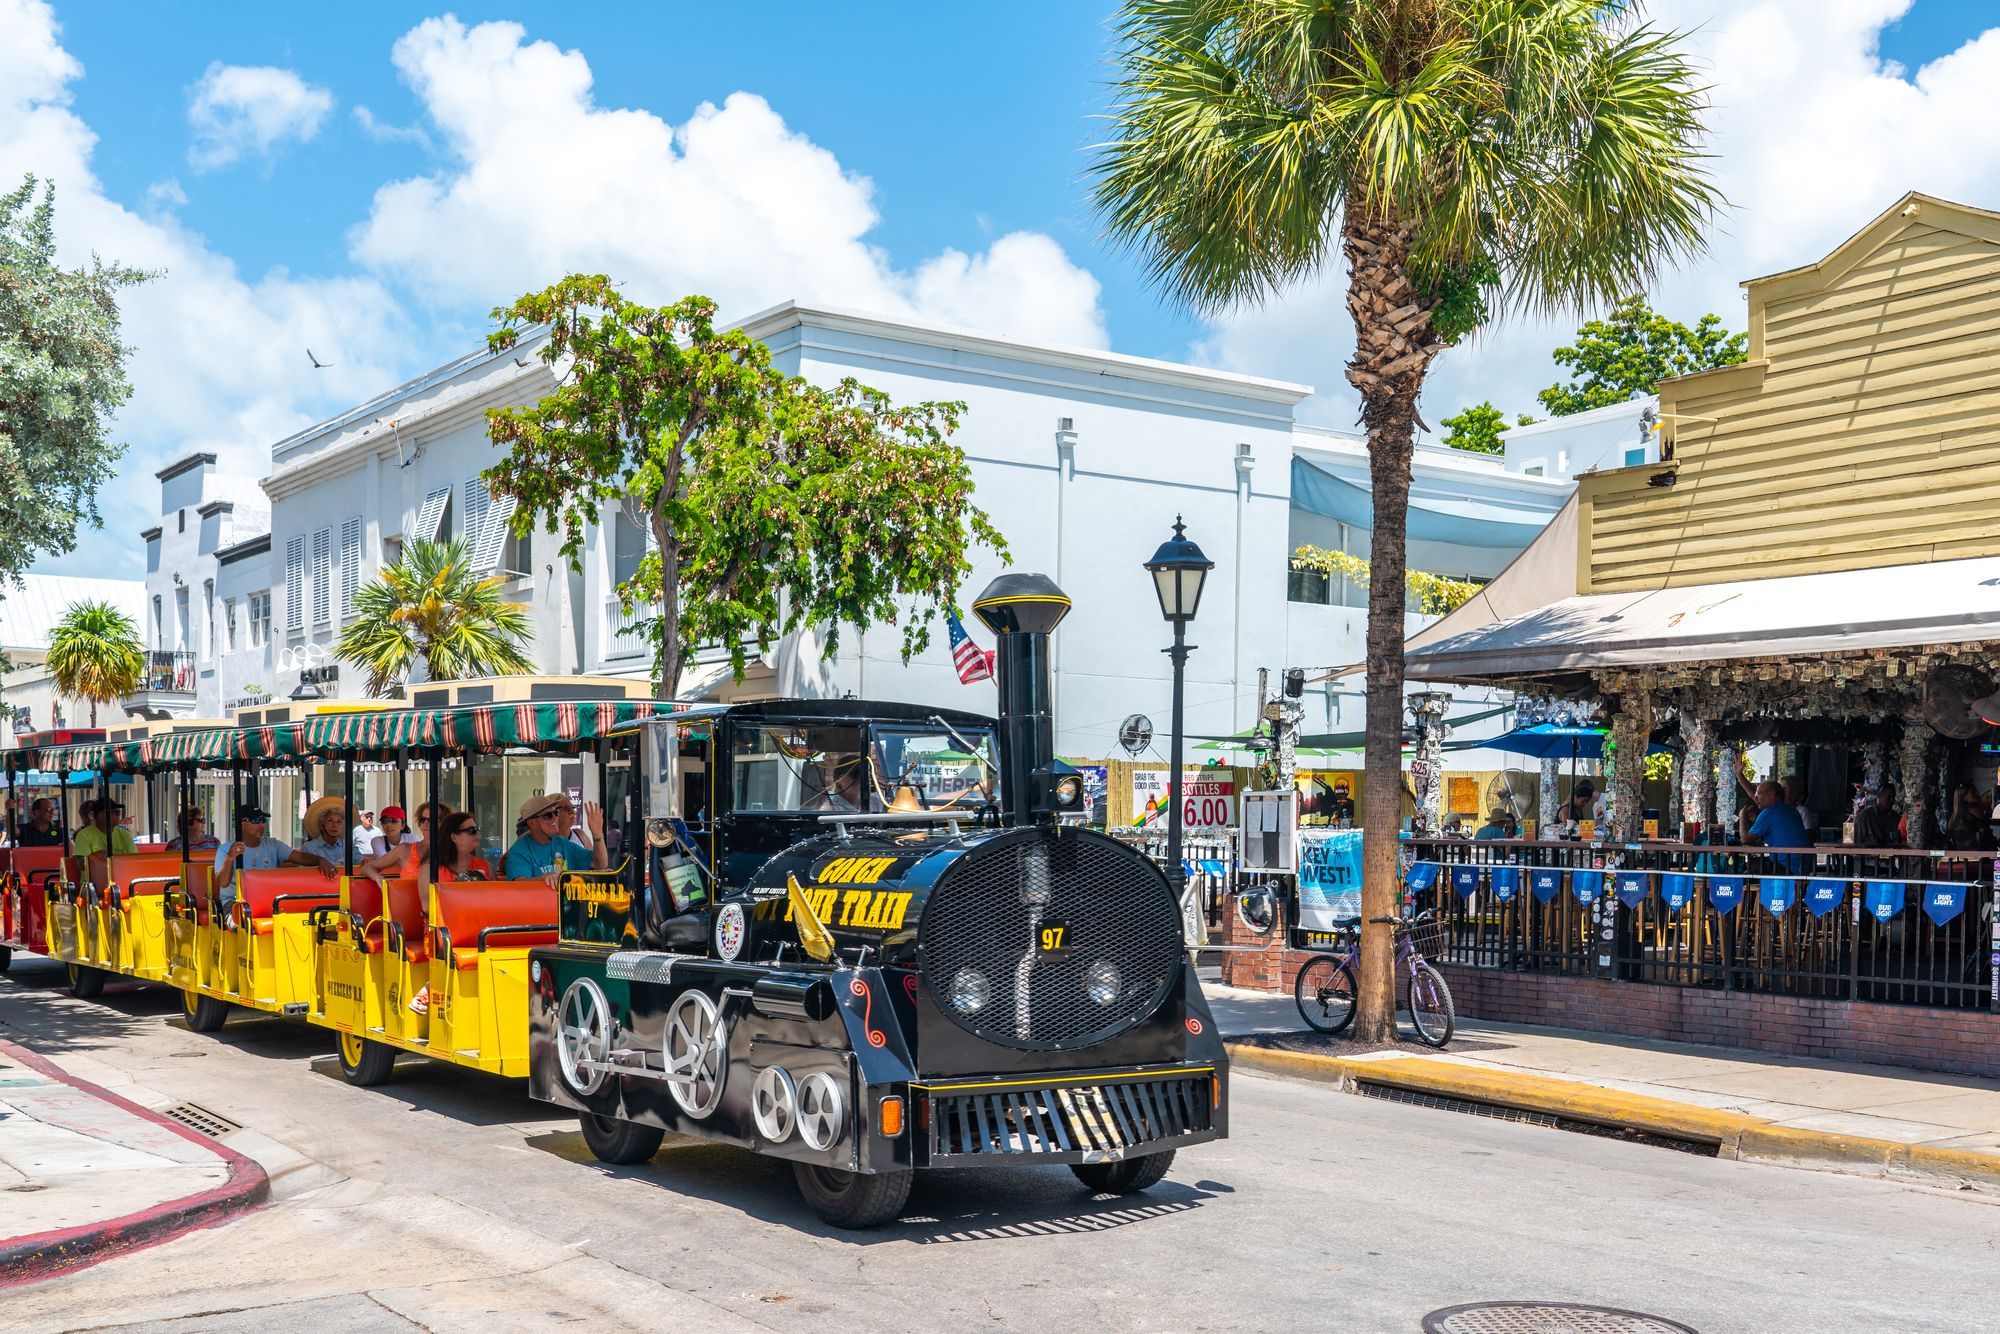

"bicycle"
[1292,910,1455,1047]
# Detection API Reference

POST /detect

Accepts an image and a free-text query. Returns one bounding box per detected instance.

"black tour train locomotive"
[526,573,1230,1226]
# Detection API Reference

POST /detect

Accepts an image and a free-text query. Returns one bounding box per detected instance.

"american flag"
[947,611,995,685]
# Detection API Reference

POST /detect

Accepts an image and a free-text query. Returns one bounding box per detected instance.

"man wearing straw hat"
[297,796,388,889]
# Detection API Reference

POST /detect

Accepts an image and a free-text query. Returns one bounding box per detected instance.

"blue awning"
[1290,457,1551,548]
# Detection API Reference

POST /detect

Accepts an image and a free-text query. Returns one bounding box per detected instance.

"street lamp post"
[1144,516,1213,904]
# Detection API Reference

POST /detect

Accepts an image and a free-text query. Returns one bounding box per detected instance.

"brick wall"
[1215,893,2000,1078]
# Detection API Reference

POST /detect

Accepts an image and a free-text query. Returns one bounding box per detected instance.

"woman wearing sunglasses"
[422,810,491,884]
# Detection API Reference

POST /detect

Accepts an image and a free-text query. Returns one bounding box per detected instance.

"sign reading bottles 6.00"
[1131,770,1237,830]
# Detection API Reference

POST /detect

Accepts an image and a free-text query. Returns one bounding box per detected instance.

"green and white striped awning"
[149,722,309,766]
[303,699,660,756]
[34,739,147,774]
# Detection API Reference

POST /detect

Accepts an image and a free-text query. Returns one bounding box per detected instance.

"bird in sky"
[307,348,331,369]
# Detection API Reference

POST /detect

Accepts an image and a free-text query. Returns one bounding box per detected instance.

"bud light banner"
[1806,879,1846,917]
[1530,868,1564,904]
[1707,875,1746,915]
[1661,873,1694,912]
[1570,868,1604,905]
[1296,829,1364,934]
[1489,866,1520,901]
[1615,871,1650,907]
[1864,881,1905,922]
[1404,860,1439,894]
[1760,878,1796,915]
[1449,864,1481,898]
[1922,881,1969,927]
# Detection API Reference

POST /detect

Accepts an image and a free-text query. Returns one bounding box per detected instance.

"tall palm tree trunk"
[1344,210,1442,1043]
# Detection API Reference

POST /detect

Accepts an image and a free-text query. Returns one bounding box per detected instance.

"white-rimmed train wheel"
[556,978,614,1096]
[751,1065,799,1142]
[795,1070,846,1151]
[662,989,726,1119]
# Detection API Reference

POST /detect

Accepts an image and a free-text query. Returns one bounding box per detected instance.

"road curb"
[1226,1041,2000,1194]
[0,1036,270,1289]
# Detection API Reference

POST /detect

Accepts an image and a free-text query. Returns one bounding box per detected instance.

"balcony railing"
[604,599,651,661]
[138,650,195,694]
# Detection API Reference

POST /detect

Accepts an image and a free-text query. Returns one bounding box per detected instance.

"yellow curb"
[1225,1041,2000,1193]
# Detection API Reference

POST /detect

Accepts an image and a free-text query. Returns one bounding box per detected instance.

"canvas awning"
[1291,456,1551,548]
[303,699,660,757]
[1408,551,2000,682]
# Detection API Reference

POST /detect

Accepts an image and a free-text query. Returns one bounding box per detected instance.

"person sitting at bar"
[1558,780,1596,833]
[1853,783,1902,848]
[1743,780,1811,852]
[1474,809,1516,840]
[1784,776,1814,838]
[1945,784,1996,852]
[15,797,64,848]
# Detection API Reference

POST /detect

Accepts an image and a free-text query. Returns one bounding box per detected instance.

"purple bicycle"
[1293,910,1455,1046]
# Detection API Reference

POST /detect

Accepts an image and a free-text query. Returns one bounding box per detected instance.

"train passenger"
[212,805,317,908]
[73,800,137,872]
[15,798,64,848]
[503,794,606,882]
[356,804,422,879]
[167,809,221,853]
[297,797,387,888]
[421,811,492,884]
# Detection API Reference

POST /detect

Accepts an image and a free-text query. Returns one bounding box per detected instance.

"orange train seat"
[107,852,185,898]
[10,847,65,946]
[429,880,559,968]
[134,841,168,854]
[232,868,341,934]
[384,876,429,962]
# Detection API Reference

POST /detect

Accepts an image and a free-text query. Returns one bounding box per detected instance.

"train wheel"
[67,962,105,998]
[578,1111,664,1165]
[336,1031,396,1086]
[1072,1150,1175,1195]
[182,987,232,1033]
[792,1162,912,1229]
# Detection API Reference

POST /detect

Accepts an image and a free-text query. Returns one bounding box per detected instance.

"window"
[224,598,237,652]
[413,486,451,544]
[468,490,519,572]
[175,586,190,648]
[339,517,361,619]
[1623,446,1647,467]
[248,592,271,647]
[462,478,490,559]
[203,579,215,656]
[285,537,304,632]
[152,595,163,648]
[1287,567,1330,605]
[383,536,403,571]
[311,527,331,626]
[732,723,869,813]
[612,509,649,588]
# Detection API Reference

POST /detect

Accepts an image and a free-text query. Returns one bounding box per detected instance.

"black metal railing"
[1406,838,1997,1013]
[137,650,195,693]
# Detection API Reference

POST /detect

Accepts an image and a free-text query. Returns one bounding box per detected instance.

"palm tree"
[1095,0,1717,1041]
[336,538,535,695]
[46,600,144,726]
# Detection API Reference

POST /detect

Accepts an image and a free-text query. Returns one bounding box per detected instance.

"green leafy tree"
[0,176,150,575]
[1538,294,1746,415]
[46,600,143,726]
[1095,0,1716,1042]
[1440,401,1508,455]
[335,538,534,695]
[485,280,1004,698]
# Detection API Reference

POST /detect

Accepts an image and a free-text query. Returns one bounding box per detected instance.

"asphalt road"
[3,955,1997,1334]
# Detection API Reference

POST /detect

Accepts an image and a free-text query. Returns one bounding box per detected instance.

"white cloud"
[1,0,409,575]
[351,104,430,148]
[349,17,1106,347]
[187,61,333,170]
[1196,1,2000,431]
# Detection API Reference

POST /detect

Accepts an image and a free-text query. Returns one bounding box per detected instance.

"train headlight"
[948,968,991,1015]
[1085,961,1121,1005]
[1054,774,1084,809]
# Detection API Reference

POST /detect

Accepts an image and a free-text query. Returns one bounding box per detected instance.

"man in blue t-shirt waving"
[504,793,607,882]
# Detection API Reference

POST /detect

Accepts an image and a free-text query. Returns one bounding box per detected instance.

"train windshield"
[871,724,1000,811]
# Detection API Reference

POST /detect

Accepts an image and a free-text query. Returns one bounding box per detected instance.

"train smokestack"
[971,573,1083,825]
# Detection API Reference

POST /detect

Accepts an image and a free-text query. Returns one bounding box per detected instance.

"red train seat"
[385,876,429,963]
[234,868,340,934]
[431,880,559,967]
[109,853,184,897]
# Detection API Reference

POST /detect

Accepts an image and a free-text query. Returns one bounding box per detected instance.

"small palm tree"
[336,538,535,695]
[1096,0,1717,1041]
[47,600,144,726]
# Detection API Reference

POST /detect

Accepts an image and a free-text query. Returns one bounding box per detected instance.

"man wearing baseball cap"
[212,804,316,908]
[503,793,606,881]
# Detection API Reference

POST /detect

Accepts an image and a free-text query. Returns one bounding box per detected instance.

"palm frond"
[335,538,534,694]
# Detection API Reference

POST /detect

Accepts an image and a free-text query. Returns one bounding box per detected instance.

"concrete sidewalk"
[0,1036,267,1287]
[1207,978,2000,1189]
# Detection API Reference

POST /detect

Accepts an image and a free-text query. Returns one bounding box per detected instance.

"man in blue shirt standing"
[504,793,607,881]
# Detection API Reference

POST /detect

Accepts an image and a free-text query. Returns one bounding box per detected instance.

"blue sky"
[9,1,2000,577]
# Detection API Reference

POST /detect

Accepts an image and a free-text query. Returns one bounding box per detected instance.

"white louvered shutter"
[460,477,490,558]
[339,517,362,618]
[285,537,304,631]
[468,492,519,571]
[412,486,450,543]
[311,527,332,625]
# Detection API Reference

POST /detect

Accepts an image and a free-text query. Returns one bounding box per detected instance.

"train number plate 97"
[1038,921,1070,958]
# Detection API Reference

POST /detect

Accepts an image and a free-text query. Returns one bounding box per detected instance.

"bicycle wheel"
[1293,955,1357,1034]
[1407,960,1455,1048]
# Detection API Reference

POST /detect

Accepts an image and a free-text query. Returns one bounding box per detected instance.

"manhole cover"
[1423,1303,1697,1334]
